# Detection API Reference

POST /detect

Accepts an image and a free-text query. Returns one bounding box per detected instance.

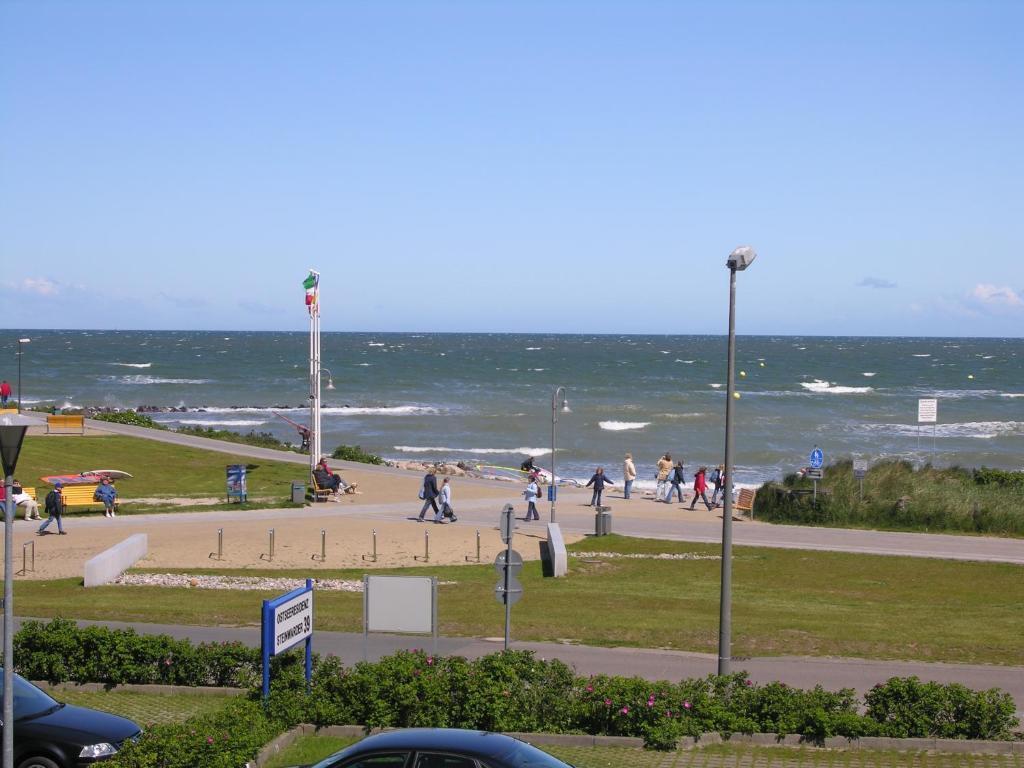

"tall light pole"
[16,339,30,414]
[718,245,757,677]
[549,386,569,523]
[304,271,321,477]
[2,414,30,768]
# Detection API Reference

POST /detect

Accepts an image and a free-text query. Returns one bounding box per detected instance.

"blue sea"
[6,331,1023,485]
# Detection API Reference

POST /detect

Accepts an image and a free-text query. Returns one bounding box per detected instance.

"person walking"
[655,453,673,500]
[94,476,118,518]
[689,466,713,511]
[12,480,40,520]
[37,483,66,535]
[622,453,636,499]
[0,380,10,407]
[417,469,441,522]
[709,465,725,506]
[665,461,686,503]
[585,467,615,507]
[438,477,457,522]
[523,476,541,521]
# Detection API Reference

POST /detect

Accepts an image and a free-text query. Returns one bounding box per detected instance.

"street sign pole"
[504,520,512,650]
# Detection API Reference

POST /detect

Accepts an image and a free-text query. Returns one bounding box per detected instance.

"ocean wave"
[111,362,152,368]
[655,412,709,420]
[525,347,541,350]
[174,418,268,427]
[800,379,873,394]
[114,375,212,385]
[1002,393,1024,398]
[709,383,722,388]
[862,372,876,377]
[599,421,650,431]
[674,359,696,364]
[912,354,932,357]
[193,405,440,416]
[859,421,1024,439]
[394,445,551,456]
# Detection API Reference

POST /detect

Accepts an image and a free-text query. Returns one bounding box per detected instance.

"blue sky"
[2,1,1021,336]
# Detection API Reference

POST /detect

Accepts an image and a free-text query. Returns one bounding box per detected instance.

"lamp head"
[726,246,757,271]
[0,417,31,475]
[561,398,571,414]
[326,378,335,390]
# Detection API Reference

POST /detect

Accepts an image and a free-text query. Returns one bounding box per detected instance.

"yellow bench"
[311,473,332,503]
[46,414,85,435]
[735,487,756,518]
[0,408,17,416]
[60,484,118,513]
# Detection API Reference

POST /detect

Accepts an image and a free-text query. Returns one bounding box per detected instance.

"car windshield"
[0,673,61,720]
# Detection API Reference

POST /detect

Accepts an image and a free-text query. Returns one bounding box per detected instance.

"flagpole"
[306,271,322,479]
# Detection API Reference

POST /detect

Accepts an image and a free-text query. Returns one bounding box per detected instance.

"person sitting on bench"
[315,458,357,495]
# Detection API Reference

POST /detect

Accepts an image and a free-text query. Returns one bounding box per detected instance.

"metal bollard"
[466,529,481,563]
[362,529,378,562]
[265,528,274,562]
[425,530,429,562]
[18,540,35,575]
[312,528,326,562]
[209,528,224,560]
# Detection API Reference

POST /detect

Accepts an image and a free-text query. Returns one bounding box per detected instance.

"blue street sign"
[809,447,824,469]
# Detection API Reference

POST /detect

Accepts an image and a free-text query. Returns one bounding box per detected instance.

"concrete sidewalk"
[8,616,1023,719]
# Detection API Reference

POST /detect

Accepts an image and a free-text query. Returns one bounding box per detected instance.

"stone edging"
[253,724,1024,765]
[34,681,246,696]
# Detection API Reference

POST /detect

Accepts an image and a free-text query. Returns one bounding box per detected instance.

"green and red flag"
[303,271,319,308]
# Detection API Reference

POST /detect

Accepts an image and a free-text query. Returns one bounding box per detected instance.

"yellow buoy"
[740,370,747,377]
[759,362,765,367]
[968,374,974,379]
[732,392,741,399]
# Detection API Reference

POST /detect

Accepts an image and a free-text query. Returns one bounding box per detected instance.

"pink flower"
[646,699,654,707]
[586,685,593,692]
[604,698,612,707]
[427,656,434,666]
[620,706,629,714]
[206,737,214,744]
[683,700,692,710]
[745,679,753,686]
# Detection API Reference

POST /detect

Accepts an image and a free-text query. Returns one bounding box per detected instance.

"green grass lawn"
[51,689,237,725]
[264,735,1024,768]
[13,535,1024,665]
[15,434,303,502]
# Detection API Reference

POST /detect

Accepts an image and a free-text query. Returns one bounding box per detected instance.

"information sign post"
[809,447,824,502]
[261,579,314,699]
[853,458,868,501]
[917,398,938,465]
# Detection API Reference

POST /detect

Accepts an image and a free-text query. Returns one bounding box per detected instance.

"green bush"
[13,618,259,688]
[92,411,167,429]
[331,444,384,465]
[865,676,1019,740]
[175,426,295,450]
[754,460,1024,536]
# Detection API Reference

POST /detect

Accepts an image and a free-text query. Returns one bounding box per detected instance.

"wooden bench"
[735,488,756,518]
[60,484,118,513]
[46,414,85,434]
[311,473,332,503]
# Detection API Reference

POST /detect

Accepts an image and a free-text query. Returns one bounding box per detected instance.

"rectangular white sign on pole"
[917,398,938,424]
[271,589,314,655]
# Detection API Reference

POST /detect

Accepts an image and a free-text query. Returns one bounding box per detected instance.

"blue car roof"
[343,729,522,758]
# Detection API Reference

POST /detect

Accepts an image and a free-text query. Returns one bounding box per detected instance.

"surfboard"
[41,470,133,485]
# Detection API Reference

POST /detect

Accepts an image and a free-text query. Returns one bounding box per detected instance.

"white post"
[308,271,322,478]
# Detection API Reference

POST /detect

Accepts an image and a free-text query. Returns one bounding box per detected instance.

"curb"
[34,681,246,696]
[253,724,1024,766]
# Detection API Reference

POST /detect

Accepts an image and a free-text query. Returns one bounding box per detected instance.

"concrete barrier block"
[84,534,148,587]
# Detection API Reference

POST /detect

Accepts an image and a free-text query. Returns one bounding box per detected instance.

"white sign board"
[365,575,434,634]
[271,589,313,655]
[853,459,868,473]
[917,398,938,424]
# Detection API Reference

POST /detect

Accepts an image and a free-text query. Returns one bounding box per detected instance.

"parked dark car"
[0,671,142,768]
[302,729,576,768]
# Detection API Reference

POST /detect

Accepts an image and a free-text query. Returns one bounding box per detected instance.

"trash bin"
[291,481,306,504]
[594,506,612,536]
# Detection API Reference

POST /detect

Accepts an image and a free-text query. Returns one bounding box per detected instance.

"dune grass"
[14,434,303,502]
[12,535,1024,665]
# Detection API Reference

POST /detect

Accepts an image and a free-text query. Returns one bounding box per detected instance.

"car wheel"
[17,757,61,768]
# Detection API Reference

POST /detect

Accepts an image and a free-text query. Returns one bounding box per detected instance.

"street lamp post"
[1,415,31,768]
[549,386,569,523]
[718,245,757,677]
[16,339,30,414]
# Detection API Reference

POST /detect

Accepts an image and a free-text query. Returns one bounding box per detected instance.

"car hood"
[20,703,141,745]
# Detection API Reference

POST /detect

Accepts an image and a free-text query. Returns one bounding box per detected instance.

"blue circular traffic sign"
[809,447,824,469]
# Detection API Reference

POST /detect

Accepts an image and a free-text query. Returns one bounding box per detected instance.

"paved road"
[8,616,1023,718]
[54,419,1021,564]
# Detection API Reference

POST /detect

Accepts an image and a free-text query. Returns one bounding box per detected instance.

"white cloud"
[20,277,60,296]
[970,283,1023,308]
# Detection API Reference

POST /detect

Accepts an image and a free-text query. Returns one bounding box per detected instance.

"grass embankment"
[14,536,1024,665]
[266,736,1024,768]
[54,689,235,725]
[755,460,1024,536]
[15,435,304,512]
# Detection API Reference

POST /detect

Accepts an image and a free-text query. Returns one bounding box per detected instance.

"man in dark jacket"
[37,483,66,535]
[585,467,615,507]
[417,470,441,522]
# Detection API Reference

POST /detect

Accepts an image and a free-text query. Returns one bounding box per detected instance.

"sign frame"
[362,575,438,659]
[917,398,938,424]
[261,579,314,698]
[809,447,824,469]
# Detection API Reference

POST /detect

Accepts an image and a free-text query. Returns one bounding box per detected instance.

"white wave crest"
[117,375,211,385]
[861,421,1024,439]
[912,354,931,358]
[111,362,152,368]
[800,379,873,394]
[394,445,551,456]
[175,419,268,427]
[525,347,541,350]
[599,421,650,431]
[709,383,722,389]
[193,405,439,416]
[1001,393,1024,398]
[862,372,876,377]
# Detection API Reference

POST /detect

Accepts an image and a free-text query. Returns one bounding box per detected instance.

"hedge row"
[11,620,1019,760]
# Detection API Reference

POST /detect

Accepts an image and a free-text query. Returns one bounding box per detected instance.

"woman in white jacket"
[523,478,541,521]
[438,477,457,523]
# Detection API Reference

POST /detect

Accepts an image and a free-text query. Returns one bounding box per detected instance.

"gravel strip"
[115,574,365,591]
[581,551,721,561]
